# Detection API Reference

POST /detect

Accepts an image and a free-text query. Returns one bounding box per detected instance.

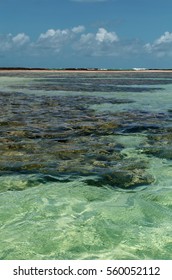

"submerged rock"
[84,159,154,189]
[0,89,160,191]
[102,169,154,188]
[143,128,172,160]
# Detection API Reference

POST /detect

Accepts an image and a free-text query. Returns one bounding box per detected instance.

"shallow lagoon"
[0,71,172,259]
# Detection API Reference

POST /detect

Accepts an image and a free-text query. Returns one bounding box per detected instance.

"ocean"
[0,70,172,260]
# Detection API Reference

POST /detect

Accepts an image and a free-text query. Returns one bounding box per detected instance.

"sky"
[0,0,172,69]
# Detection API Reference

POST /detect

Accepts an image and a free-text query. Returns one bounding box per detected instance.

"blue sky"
[0,0,172,69]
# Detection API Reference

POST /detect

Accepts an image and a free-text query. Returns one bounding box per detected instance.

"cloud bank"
[0,33,30,52]
[145,31,172,57]
[1,26,172,66]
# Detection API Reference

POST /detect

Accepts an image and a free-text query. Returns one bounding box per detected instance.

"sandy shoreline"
[1,69,172,74]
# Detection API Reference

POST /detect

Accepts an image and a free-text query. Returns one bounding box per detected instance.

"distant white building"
[133,68,147,71]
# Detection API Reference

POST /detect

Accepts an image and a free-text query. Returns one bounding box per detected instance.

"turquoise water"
[0,71,172,259]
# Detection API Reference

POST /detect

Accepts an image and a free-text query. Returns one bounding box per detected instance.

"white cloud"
[80,33,94,43]
[38,29,70,42]
[0,34,12,51]
[39,29,56,39]
[144,31,172,57]
[155,31,172,45]
[12,33,30,46]
[36,26,86,52]
[75,27,121,56]
[72,25,85,33]
[0,33,30,52]
[96,27,119,43]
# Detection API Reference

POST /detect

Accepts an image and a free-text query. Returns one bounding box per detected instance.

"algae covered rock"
[143,128,172,160]
[0,88,157,191]
[84,160,154,189]
[102,169,154,188]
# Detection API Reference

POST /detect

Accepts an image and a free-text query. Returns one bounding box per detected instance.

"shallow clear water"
[0,71,172,260]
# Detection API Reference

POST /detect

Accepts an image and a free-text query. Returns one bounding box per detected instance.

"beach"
[1,68,172,74]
